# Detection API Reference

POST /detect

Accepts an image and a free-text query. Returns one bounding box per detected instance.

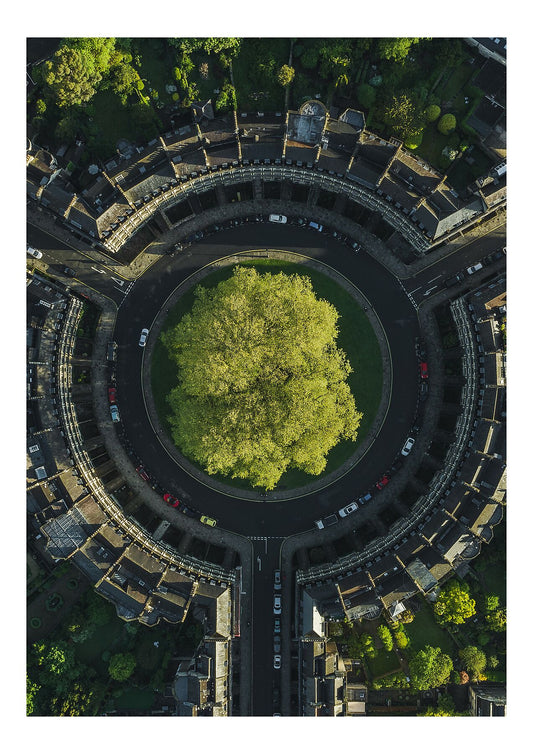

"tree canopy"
[162,266,362,490]
[433,579,476,625]
[409,645,453,691]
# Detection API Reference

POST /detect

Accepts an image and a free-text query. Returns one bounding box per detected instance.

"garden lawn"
[114,687,156,711]
[404,602,456,656]
[151,259,383,491]
[366,649,401,679]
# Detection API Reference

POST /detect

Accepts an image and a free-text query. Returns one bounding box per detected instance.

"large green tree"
[376,38,422,63]
[409,645,453,691]
[108,653,136,682]
[433,579,476,625]
[162,266,362,490]
[43,38,116,108]
[458,645,487,680]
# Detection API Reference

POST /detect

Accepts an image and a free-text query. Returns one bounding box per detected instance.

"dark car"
[62,266,76,277]
[444,273,464,288]
[136,465,150,482]
[420,382,429,401]
[163,493,180,508]
[180,504,198,518]
[376,475,390,490]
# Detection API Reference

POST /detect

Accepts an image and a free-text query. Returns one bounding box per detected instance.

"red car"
[419,362,428,380]
[136,465,150,482]
[164,493,180,508]
[376,475,390,490]
[108,387,117,403]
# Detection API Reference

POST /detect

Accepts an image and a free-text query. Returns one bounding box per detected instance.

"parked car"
[273,618,281,634]
[139,328,149,347]
[163,493,180,508]
[339,501,358,517]
[358,493,372,505]
[200,515,217,527]
[376,475,390,490]
[27,245,42,259]
[110,405,120,423]
[273,655,282,669]
[401,437,415,456]
[444,273,464,288]
[62,266,76,277]
[269,214,287,223]
[136,465,150,482]
[420,382,429,401]
[309,221,323,231]
[108,387,117,404]
[273,636,281,653]
[180,504,198,518]
[274,570,281,590]
[273,594,282,615]
[466,262,483,275]
[419,362,429,380]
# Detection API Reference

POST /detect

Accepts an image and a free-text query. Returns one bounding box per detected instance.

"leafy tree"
[215,82,237,113]
[300,43,320,70]
[409,645,453,691]
[162,267,362,490]
[31,640,82,695]
[487,655,499,669]
[43,46,101,108]
[433,579,476,625]
[109,61,141,104]
[437,113,456,135]
[425,104,441,123]
[357,83,376,109]
[420,693,469,716]
[458,645,487,680]
[394,629,409,650]
[35,99,47,115]
[483,594,500,613]
[382,93,424,142]
[377,625,394,652]
[318,39,351,80]
[26,674,40,715]
[278,64,295,87]
[108,652,136,682]
[49,681,103,716]
[376,38,422,63]
[486,608,506,633]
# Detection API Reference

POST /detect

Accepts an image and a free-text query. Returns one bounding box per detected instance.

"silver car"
[139,328,149,347]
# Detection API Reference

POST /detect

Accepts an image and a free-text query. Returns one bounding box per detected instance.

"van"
[309,221,323,232]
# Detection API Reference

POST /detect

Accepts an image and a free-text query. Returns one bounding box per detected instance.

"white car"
[138,328,149,347]
[339,501,359,517]
[466,262,483,275]
[273,594,282,614]
[110,405,120,423]
[269,214,287,224]
[401,437,415,456]
[273,655,281,669]
[27,245,43,259]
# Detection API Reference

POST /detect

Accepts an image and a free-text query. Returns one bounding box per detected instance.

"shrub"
[437,113,456,135]
[425,104,441,122]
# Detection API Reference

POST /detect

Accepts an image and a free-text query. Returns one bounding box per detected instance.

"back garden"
[27,37,503,193]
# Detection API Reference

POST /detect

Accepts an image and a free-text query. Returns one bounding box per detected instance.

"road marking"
[423,285,438,296]
[427,274,442,284]
[111,277,124,286]
[91,266,105,274]
[256,555,262,571]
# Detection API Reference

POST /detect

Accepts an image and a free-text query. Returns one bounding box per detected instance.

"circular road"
[114,222,421,537]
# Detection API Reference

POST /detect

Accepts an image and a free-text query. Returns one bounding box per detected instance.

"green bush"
[425,104,441,122]
[437,113,456,135]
